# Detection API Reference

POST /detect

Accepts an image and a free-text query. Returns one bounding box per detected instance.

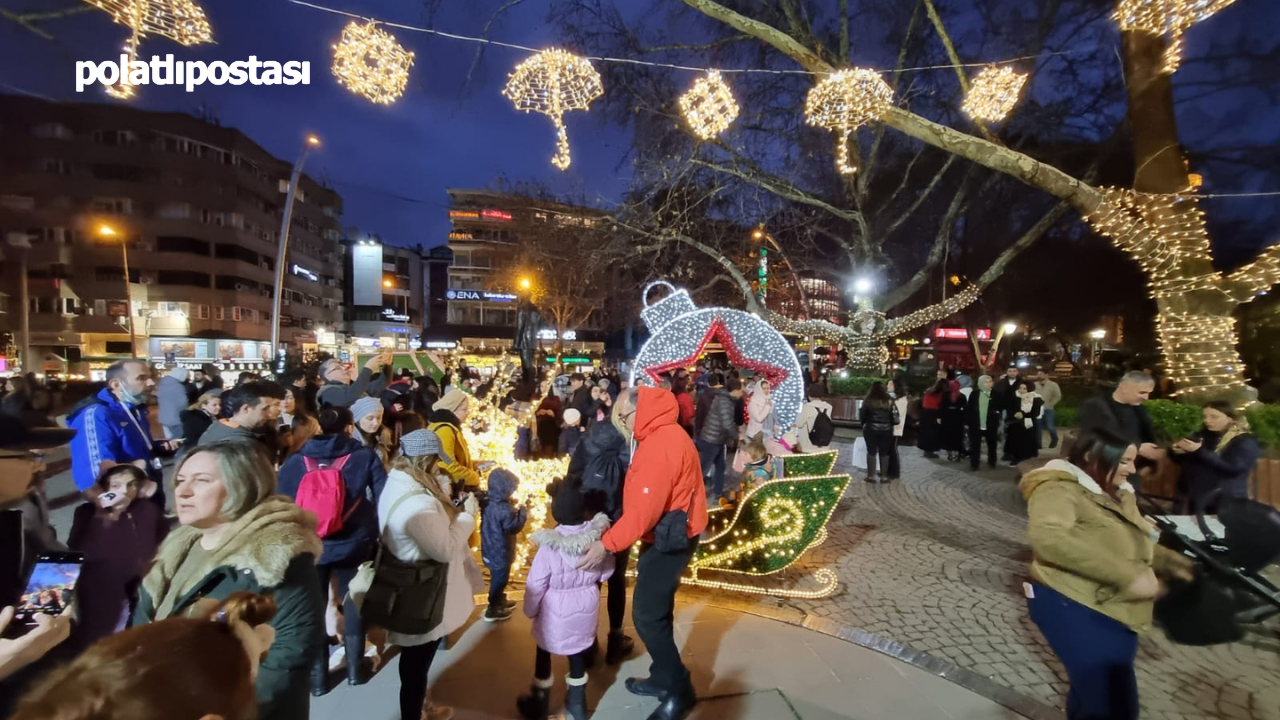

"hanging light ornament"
[1113,0,1239,73]
[803,68,894,175]
[678,70,739,140]
[332,20,415,104]
[81,0,214,99]
[502,48,603,171]
[961,65,1028,123]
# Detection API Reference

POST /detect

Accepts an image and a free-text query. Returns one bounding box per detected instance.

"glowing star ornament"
[961,66,1028,123]
[502,48,603,171]
[804,68,894,175]
[630,281,804,436]
[678,70,739,140]
[81,0,214,99]
[1113,0,1239,73]
[332,20,415,105]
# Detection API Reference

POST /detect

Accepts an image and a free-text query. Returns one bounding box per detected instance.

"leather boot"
[565,673,589,720]
[515,678,552,720]
[645,683,696,720]
[345,634,367,686]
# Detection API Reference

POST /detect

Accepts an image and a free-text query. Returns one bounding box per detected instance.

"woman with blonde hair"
[133,441,324,720]
[15,592,278,720]
[180,391,222,445]
[379,429,483,720]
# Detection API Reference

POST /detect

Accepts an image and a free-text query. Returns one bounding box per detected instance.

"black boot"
[645,683,696,720]
[605,631,635,665]
[516,678,552,720]
[582,637,600,668]
[565,673,588,720]
[345,634,368,686]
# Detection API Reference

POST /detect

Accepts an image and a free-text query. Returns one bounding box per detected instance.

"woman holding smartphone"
[1021,429,1194,720]
[1171,400,1262,514]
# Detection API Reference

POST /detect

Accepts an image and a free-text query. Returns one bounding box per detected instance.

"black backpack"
[809,407,835,447]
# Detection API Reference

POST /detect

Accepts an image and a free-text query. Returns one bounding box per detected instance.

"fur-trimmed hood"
[530,512,610,556]
[143,495,322,604]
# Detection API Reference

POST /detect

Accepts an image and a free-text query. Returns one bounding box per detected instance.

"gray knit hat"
[398,429,454,464]
[350,396,382,424]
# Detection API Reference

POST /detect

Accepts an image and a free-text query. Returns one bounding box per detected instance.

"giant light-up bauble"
[629,281,804,436]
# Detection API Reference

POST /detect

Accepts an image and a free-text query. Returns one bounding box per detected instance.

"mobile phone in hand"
[3,552,84,638]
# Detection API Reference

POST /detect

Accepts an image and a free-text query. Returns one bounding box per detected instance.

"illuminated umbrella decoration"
[80,0,214,99]
[803,68,894,175]
[502,49,604,171]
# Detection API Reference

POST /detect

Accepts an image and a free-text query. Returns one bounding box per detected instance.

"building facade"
[342,235,425,351]
[0,94,344,379]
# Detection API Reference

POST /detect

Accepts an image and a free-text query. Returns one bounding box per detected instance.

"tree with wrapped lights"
[547,0,1278,400]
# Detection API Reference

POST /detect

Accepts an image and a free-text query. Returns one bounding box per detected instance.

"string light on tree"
[502,48,603,171]
[331,19,415,104]
[961,65,1028,123]
[82,0,214,99]
[804,68,894,174]
[678,70,739,140]
[1113,0,1239,73]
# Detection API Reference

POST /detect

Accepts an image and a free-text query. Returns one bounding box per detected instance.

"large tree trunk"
[1121,32,1253,404]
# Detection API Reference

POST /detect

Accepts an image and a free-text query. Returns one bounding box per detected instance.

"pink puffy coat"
[524,513,614,655]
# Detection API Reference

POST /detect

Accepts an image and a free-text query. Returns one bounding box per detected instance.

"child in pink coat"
[517,479,613,720]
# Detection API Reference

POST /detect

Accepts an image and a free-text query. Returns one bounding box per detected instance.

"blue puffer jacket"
[67,388,161,492]
[481,468,528,571]
[276,434,387,566]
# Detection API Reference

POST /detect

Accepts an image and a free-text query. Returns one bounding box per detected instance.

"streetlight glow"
[1090,328,1106,339]
[306,135,321,146]
[752,228,765,240]
[383,279,393,288]
[98,224,117,237]
[519,278,532,290]
[852,277,874,295]
[1002,322,1018,334]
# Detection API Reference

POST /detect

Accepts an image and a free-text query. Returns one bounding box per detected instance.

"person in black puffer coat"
[480,468,528,622]
[859,381,900,484]
[564,407,636,665]
[275,406,387,692]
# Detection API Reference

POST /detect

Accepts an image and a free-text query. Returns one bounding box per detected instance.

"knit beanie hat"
[350,396,382,425]
[433,388,470,415]
[551,479,587,526]
[563,408,581,427]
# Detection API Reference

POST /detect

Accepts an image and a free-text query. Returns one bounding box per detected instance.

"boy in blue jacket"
[480,468,528,622]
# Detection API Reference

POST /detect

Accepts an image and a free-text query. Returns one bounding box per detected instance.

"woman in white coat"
[379,429,483,720]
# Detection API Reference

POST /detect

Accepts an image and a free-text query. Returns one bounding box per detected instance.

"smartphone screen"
[14,554,84,625]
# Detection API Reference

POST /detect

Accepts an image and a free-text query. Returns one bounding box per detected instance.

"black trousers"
[312,564,364,686]
[863,429,894,478]
[608,549,630,631]
[969,425,998,469]
[535,646,589,680]
[399,638,442,720]
[488,559,511,607]
[632,540,698,696]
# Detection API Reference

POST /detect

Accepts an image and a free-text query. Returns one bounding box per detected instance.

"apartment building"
[0,94,344,378]
[343,234,426,351]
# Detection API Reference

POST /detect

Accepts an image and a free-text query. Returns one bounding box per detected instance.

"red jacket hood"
[634,386,679,441]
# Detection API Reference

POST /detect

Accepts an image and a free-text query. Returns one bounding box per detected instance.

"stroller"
[1141,489,1280,645]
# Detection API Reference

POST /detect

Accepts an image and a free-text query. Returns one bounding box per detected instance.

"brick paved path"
[694,444,1280,720]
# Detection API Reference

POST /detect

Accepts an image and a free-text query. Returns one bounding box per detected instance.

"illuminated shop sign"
[424,340,457,349]
[449,210,479,219]
[481,209,512,221]
[537,329,577,341]
[448,232,472,240]
[291,264,319,282]
[382,308,410,322]
[446,290,517,302]
[934,328,991,340]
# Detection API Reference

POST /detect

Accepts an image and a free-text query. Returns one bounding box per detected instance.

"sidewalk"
[311,596,1025,720]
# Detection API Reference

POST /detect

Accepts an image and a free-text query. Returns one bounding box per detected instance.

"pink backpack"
[297,454,358,538]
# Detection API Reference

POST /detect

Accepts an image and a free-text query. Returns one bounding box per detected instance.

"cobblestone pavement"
[687,441,1280,720]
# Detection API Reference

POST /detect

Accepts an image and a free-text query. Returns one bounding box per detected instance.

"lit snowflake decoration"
[502,49,604,171]
[961,66,1028,123]
[332,20,416,105]
[804,68,894,175]
[678,70,739,140]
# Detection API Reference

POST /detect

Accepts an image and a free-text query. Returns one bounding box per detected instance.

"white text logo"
[76,55,310,93]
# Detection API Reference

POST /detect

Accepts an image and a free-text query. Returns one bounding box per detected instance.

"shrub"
[1146,399,1204,443]
[826,374,884,397]
[1055,406,1078,428]
[1246,403,1280,453]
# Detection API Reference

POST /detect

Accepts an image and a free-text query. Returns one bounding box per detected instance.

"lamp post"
[269,134,321,363]
[98,224,138,359]
[5,232,33,372]
[1089,328,1106,368]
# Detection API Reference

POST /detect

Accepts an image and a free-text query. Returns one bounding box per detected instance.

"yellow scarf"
[1215,425,1243,454]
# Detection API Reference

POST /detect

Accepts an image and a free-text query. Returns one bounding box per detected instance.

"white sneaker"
[422,701,454,720]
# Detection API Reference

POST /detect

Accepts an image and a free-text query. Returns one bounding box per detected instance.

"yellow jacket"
[1021,460,1192,633]
[428,420,480,489]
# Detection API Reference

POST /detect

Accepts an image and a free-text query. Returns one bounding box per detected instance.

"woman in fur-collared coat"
[134,441,324,720]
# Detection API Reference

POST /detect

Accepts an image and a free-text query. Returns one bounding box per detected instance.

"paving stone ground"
[683,438,1280,720]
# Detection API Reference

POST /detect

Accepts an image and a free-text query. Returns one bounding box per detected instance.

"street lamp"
[269,133,321,362]
[1002,322,1018,335]
[519,277,532,291]
[1089,328,1106,367]
[98,224,138,359]
[5,232,33,372]
[853,277,874,295]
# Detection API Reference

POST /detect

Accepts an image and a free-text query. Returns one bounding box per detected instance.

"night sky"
[0,0,1276,262]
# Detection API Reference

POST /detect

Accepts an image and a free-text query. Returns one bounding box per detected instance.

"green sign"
[549,357,592,364]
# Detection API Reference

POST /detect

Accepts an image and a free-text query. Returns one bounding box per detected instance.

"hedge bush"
[1246,403,1280,451]
[826,374,885,397]
[1145,399,1205,443]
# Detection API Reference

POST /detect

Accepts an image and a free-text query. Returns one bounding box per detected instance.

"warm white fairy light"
[678,70,739,140]
[804,68,894,174]
[502,48,603,171]
[81,0,213,45]
[631,281,805,435]
[961,66,1028,123]
[1113,0,1239,73]
[332,19,415,104]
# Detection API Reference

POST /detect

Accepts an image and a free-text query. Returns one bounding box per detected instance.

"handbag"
[349,490,450,635]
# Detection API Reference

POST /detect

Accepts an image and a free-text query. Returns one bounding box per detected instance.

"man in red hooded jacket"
[578,386,707,720]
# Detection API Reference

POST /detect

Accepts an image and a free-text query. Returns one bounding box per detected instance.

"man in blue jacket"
[67,360,177,505]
